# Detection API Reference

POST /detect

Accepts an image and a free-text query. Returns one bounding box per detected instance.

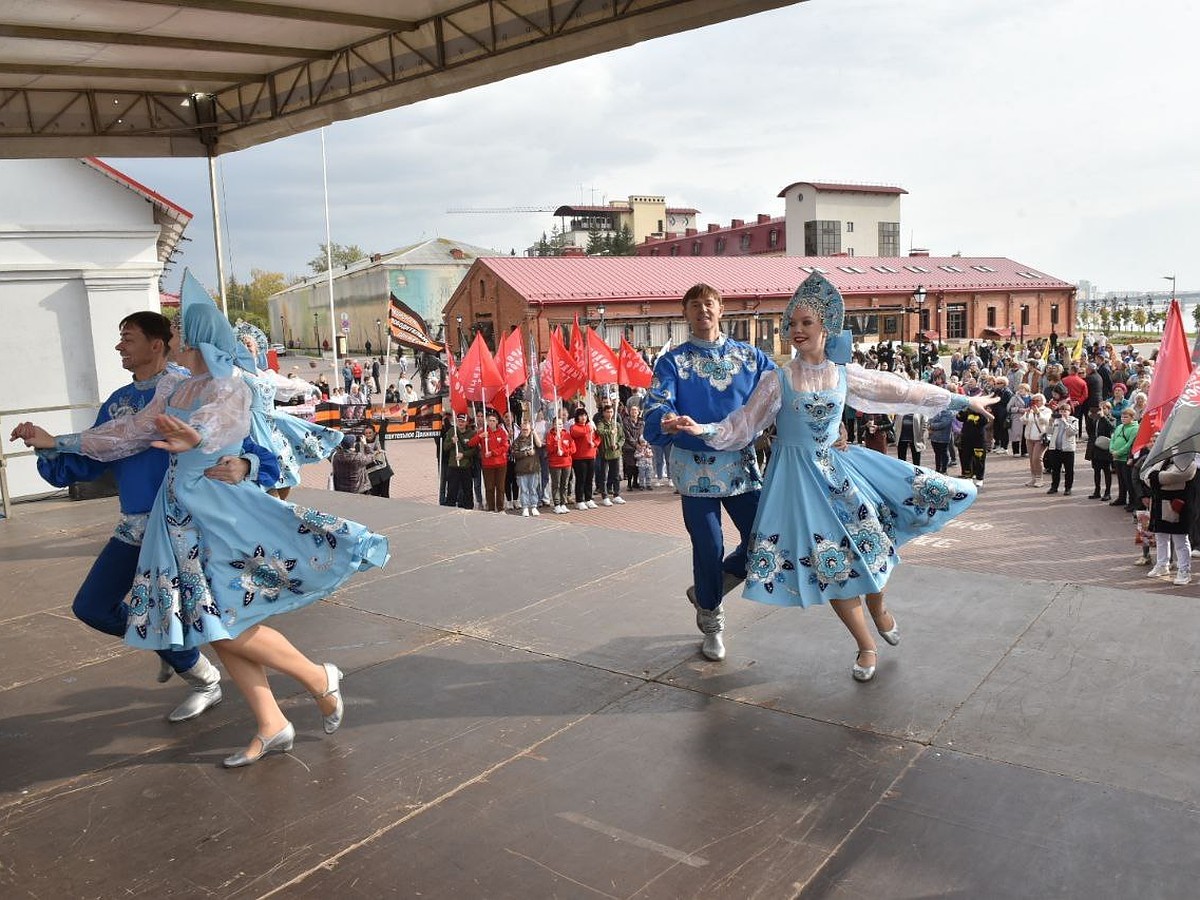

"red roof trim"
[553,205,631,216]
[81,157,193,221]
[777,181,907,198]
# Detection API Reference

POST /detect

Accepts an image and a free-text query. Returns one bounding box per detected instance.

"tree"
[308,242,366,274]
[585,223,606,255]
[222,268,289,335]
[611,223,637,256]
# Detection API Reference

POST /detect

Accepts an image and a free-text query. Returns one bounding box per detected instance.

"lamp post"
[1164,274,1177,301]
[375,318,383,357]
[910,284,926,351]
[455,314,464,354]
[313,311,319,352]
[596,303,606,342]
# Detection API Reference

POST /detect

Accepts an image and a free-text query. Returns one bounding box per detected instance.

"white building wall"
[0,159,165,505]
[782,184,902,256]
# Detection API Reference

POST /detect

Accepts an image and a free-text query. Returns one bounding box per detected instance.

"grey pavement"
[1,447,1197,898]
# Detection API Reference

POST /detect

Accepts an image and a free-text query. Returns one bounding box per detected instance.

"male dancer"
[643,284,775,660]
[11,311,277,721]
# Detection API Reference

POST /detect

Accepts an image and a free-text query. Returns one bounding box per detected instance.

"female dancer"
[17,274,389,765]
[233,320,343,500]
[671,273,995,681]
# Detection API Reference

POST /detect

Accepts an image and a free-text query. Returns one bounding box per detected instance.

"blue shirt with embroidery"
[643,334,776,497]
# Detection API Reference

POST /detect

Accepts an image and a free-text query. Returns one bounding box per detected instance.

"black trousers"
[931,441,950,474]
[897,440,922,466]
[1045,448,1075,491]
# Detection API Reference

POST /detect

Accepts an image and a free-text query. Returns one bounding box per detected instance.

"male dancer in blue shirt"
[644,284,776,660]
[13,311,277,721]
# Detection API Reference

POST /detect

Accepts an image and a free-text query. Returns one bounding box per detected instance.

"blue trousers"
[72,538,199,673]
[680,491,760,611]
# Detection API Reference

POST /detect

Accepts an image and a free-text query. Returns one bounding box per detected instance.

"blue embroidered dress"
[241,367,342,490]
[69,372,389,650]
[700,360,976,606]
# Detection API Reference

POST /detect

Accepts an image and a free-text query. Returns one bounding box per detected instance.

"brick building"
[442,254,1075,358]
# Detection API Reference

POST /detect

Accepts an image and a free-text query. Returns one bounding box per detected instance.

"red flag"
[571,314,588,380]
[549,327,587,397]
[446,349,468,415]
[1133,299,1194,454]
[458,332,505,404]
[617,337,653,389]
[586,327,619,384]
[496,328,527,394]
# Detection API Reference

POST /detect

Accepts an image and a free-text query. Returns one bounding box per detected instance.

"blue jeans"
[680,491,761,611]
[73,538,199,673]
[652,444,669,481]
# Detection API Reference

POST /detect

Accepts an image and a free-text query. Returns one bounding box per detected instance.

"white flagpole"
[321,128,339,377]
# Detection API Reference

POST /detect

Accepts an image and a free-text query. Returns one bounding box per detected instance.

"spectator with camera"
[1043,398,1080,495]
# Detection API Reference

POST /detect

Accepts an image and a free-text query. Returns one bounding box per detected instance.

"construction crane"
[445,206,556,213]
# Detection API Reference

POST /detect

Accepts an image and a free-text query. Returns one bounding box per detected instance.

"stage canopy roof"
[0,0,804,158]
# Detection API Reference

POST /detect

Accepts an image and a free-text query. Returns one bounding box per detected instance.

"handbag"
[366,451,393,486]
[1093,435,1111,451]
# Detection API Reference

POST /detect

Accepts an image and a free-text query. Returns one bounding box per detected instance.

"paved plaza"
[2,440,1198,898]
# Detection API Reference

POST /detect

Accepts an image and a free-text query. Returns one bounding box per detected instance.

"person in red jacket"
[468,410,510,512]
[1061,363,1089,434]
[544,414,576,514]
[569,406,600,510]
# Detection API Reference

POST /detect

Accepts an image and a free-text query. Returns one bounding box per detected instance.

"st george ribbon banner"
[387,293,443,353]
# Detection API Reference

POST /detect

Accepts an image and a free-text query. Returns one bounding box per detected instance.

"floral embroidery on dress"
[230,545,302,606]
[745,532,796,594]
[294,505,352,550]
[847,504,895,576]
[799,532,863,591]
[904,471,970,519]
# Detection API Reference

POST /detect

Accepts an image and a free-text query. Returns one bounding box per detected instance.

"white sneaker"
[531,507,540,517]
[586,500,598,509]
[521,508,530,517]
[612,496,626,504]
[1147,565,1170,578]
[601,498,613,507]
[1174,571,1191,586]
[577,502,588,511]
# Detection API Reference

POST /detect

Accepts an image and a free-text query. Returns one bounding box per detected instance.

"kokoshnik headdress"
[180,269,238,379]
[781,271,854,364]
[234,319,270,371]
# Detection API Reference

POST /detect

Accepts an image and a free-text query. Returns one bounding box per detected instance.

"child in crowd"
[634,437,654,490]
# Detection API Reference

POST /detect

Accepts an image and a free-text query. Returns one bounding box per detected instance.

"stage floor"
[1,484,1197,898]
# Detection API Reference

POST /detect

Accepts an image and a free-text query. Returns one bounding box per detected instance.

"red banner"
[586,327,619,384]
[496,328,527,394]
[549,327,587,398]
[618,337,653,388]
[1133,298,1194,454]
[447,349,467,415]
[457,332,505,404]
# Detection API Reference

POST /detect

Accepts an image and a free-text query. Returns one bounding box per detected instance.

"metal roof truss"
[0,0,804,158]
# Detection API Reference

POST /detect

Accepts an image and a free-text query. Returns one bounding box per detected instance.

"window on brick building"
[692,241,702,256]
[768,229,779,248]
[987,307,996,327]
[1050,304,1059,325]
[715,237,726,254]
[740,233,751,251]
[670,245,680,256]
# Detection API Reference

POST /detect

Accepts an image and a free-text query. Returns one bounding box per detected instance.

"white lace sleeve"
[703,370,783,451]
[74,371,187,462]
[189,376,252,452]
[845,364,966,416]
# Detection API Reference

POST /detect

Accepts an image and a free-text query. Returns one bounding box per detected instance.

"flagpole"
[321,127,339,379]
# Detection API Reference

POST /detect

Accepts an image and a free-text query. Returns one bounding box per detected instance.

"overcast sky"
[111,0,1198,298]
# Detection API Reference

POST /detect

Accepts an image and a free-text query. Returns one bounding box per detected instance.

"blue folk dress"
[68,373,389,651]
[241,368,343,490]
[703,361,977,607]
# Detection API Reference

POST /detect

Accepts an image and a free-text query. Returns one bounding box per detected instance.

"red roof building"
[443,254,1075,356]
[636,213,786,258]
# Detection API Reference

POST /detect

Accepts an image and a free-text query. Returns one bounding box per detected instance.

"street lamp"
[910,284,926,349]
[455,314,464,354]
[1164,275,1177,302]
[375,318,383,357]
[313,311,319,351]
[596,303,606,341]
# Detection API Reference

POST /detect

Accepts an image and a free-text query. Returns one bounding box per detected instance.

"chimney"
[731,219,745,228]
[757,214,771,224]
[685,228,697,236]
[370,253,382,263]
[561,246,585,257]
[707,223,720,233]
[909,248,930,257]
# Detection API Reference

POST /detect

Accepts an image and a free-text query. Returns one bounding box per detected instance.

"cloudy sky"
[111,0,1198,297]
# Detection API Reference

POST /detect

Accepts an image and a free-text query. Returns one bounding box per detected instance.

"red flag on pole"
[458,332,505,403]
[586,327,619,384]
[1132,299,1194,454]
[571,314,588,380]
[549,327,587,398]
[497,328,527,393]
[447,349,468,414]
[618,337,653,388]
